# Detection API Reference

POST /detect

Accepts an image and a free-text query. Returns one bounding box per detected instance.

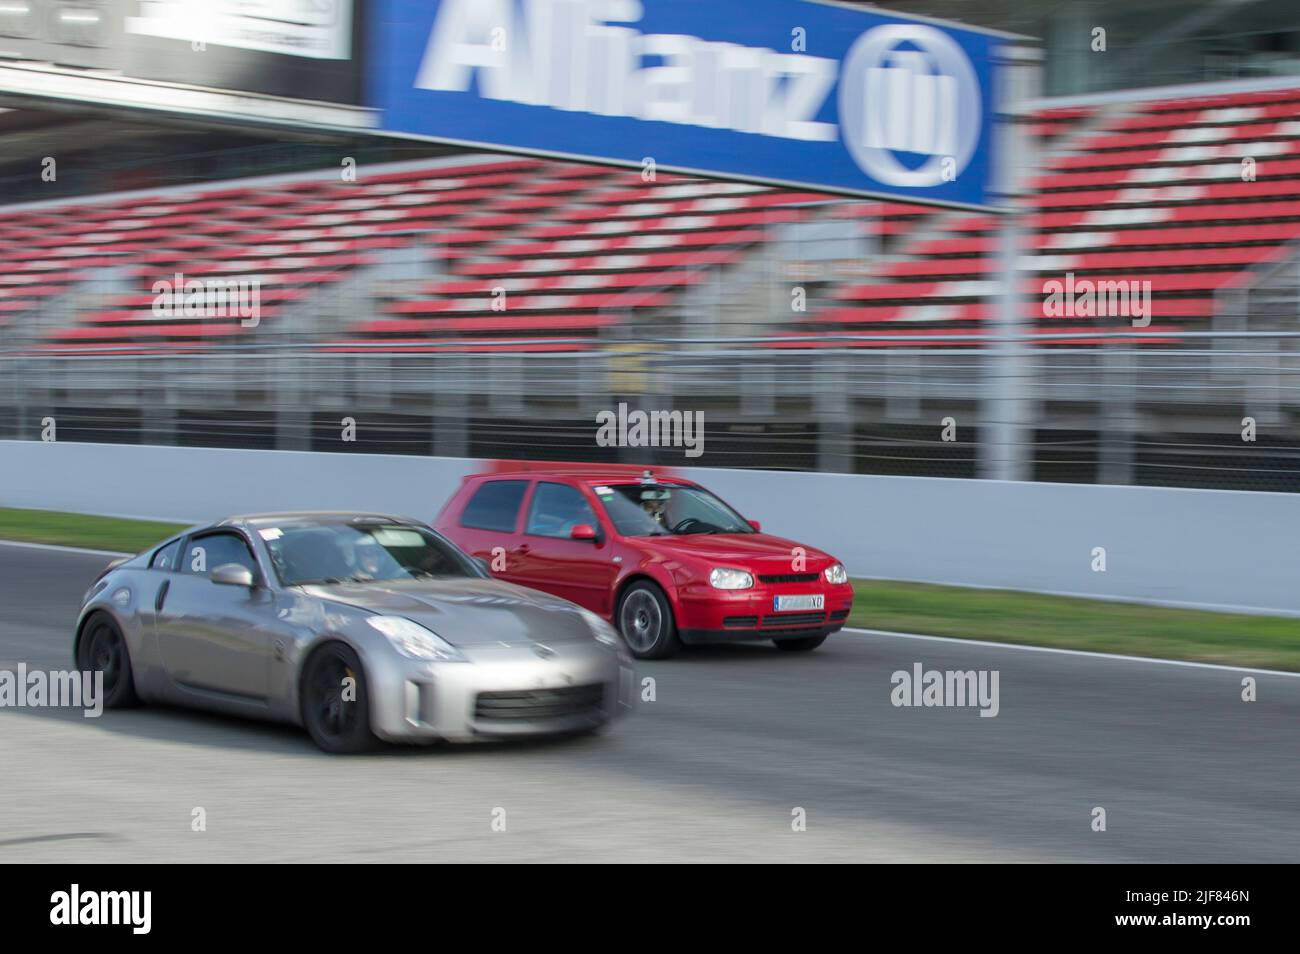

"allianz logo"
[416,0,982,187]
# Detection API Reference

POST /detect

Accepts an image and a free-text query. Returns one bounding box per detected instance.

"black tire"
[616,581,680,659]
[77,613,139,708]
[773,634,827,653]
[300,642,376,754]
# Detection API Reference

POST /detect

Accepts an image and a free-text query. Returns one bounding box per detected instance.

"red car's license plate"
[773,594,825,612]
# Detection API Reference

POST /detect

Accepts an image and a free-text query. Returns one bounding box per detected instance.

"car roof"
[473,470,698,488]
[219,511,419,528]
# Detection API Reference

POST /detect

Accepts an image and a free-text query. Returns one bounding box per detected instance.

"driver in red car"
[640,487,671,529]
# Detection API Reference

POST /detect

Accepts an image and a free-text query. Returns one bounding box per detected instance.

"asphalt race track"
[1,542,1297,863]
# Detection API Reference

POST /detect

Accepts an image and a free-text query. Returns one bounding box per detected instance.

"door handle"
[511,544,530,555]
[154,579,170,612]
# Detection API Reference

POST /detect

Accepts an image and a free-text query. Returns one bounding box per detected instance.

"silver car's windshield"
[596,484,755,536]
[263,522,481,586]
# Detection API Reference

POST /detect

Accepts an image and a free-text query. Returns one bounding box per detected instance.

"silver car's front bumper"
[365,639,635,743]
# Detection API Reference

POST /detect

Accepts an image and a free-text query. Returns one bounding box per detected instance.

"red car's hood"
[640,532,836,569]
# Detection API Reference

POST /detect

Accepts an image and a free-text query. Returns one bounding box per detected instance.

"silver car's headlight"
[709,567,754,590]
[579,607,623,648]
[823,563,848,584]
[367,616,465,662]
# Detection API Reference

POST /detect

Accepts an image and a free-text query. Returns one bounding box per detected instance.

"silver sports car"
[75,512,635,752]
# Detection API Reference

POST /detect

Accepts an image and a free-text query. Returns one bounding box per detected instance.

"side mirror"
[748,519,762,532]
[570,523,598,542]
[212,563,256,588]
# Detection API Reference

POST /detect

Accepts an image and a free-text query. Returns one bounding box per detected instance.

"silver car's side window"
[150,539,182,571]
[182,532,258,578]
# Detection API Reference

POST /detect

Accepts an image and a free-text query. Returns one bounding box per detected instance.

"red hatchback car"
[434,470,854,658]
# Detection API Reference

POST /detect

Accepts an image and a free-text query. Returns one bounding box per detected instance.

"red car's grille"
[757,573,820,584]
[762,612,827,629]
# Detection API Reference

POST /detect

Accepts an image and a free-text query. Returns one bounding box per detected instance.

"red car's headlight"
[823,563,848,584]
[709,568,754,590]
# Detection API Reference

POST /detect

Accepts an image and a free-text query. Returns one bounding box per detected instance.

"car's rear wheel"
[301,643,376,754]
[77,613,138,708]
[773,634,827,652]
[617,581,679,659]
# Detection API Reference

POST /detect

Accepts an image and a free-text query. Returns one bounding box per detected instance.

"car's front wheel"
[773,634,827,652]
[617,581,679,659]
[77,613,139,708]
[301,642,376,754]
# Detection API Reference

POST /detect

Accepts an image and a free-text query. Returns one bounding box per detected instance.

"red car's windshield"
[595,484,755,537]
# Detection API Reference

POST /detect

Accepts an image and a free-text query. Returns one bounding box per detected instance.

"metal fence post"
[980,43,1041,482]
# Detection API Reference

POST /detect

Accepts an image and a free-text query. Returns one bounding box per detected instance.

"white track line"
[2,537,1295,679]
[846,626,1300,678]
[0,539,128,558]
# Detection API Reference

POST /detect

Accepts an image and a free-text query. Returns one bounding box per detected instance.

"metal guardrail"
[3,331,1299,491]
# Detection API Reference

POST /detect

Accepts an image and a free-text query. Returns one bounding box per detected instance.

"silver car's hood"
[299,577,593,646]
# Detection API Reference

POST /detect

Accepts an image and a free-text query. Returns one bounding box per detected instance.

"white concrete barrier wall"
[0,441,479,525]
[2,440,1296,617]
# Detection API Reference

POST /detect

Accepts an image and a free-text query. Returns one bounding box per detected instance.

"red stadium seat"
[9,83,1300,353]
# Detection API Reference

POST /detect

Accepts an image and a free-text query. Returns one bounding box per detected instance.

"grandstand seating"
[10,157,547,350]
[348,175,835,346]
[806,90,1300,345]
[4,86,1299,353]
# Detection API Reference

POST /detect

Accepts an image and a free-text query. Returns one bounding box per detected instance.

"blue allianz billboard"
[367,0,1008,209]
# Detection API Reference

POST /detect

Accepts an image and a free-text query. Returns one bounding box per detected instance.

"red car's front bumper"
[673,579,854,644]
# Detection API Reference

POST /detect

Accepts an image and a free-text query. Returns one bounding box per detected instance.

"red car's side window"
[460,480,529,533]
[524,482,599,538]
